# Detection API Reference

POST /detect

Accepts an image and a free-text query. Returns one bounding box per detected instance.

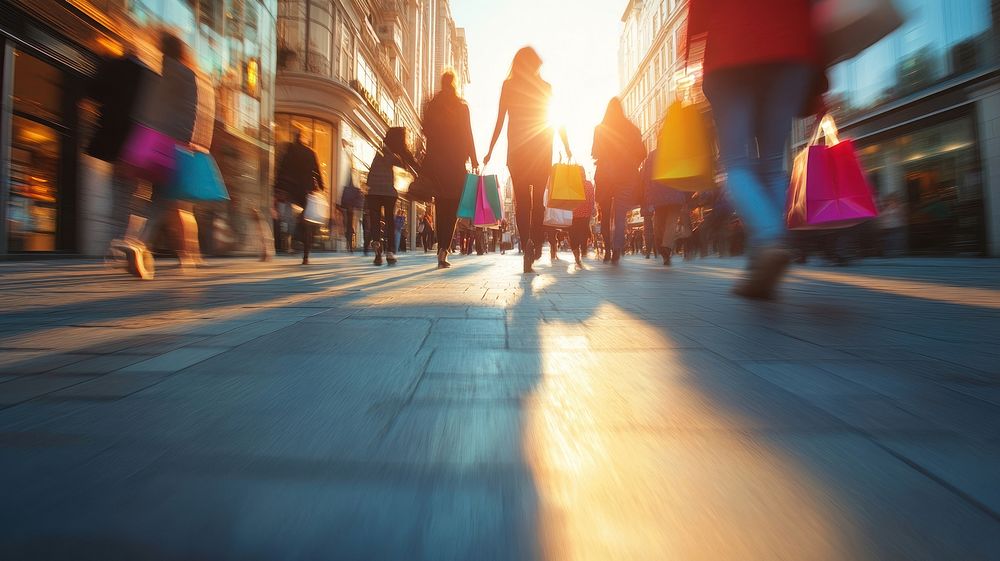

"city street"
[1,252,1000,560]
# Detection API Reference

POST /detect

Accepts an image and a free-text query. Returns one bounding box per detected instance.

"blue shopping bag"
[164,147,230,202]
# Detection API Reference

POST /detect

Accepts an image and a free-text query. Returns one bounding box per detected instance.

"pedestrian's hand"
[483,152,492,166]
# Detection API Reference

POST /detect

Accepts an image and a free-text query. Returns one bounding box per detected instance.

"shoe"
[603,252,611,264]
[302,258,310,265]
[123,243,154,280]
[610,250,620,266]
[523,242,536,273]
[661,248,672,267]
[386,252,398,265]
[372,242,383,266]
[437,249,451,269]
[732,247,792,300]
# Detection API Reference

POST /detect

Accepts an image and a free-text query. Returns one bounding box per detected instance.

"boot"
[732,246,792,300]
[437,248,451,269]
[610,249,620,265]
[372,241,383,266]
[386,252,398,265]
[661,247,672,267]
[523,241,536,273]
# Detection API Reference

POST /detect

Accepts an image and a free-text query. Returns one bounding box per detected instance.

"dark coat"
[275,141,323,207]
[592,119,646,204]
[139,57,198,144]
[421,92,477,200]
[86,55,155,161]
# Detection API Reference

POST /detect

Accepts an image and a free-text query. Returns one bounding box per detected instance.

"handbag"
[473,177,499,227]
[304,191,330,224]
[542,188,574,228]
[481,174,503,220]
[786,115,879,230]
[406,174,436,202]
[547,163,586,210]
[653,101,717,192]
[341,177,365,209]
[163,147,230,202]
[457,173,480,219]
[120,124,178,184]
[813,0,903,64]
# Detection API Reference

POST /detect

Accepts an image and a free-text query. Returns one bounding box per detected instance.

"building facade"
[620,0,1000,257]
[274,0,468,250]
[1,0,278,256]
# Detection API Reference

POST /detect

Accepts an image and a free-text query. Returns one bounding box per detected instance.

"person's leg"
[756,63,813,219]
[612,197,628,261]
[300,214,313,264]
[509,167,536,272]
[368,197,384,263]
[384,198,398,262]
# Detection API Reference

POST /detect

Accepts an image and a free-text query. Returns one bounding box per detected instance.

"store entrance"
[6,48,80,253]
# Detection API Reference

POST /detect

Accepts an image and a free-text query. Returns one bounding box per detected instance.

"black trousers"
[570,217,590,255]
[509,162,550,250]
[367,195,396,251]
[435,197,459,254]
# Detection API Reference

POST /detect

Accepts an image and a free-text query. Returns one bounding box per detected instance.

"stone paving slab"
[0,253,999,560]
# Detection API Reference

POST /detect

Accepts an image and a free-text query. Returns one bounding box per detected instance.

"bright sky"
[450,0,625,179]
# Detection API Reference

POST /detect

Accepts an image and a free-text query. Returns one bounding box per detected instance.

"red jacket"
[686,0,820,73]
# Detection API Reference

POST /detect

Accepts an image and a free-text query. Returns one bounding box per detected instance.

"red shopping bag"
[787,115,878,230]
[473,177,498,226]
[120,124,178,184]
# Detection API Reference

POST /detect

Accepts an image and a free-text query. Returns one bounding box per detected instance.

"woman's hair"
[160,31,189,63]
[383,126,408,155]
[440,70,458,96]
[507,46,543,82]
[601,97,628,127]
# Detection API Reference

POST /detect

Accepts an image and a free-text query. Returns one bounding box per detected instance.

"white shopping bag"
[304,191,330,224]
[542,188,573,228]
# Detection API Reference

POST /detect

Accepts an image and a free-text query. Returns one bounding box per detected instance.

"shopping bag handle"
[809,114,842,147]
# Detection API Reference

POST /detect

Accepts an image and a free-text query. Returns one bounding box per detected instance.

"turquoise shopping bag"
[164,147,230,202]
[457,173,479,219]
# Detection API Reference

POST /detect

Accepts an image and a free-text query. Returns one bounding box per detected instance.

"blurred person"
[879,192,907,257]
[421,70,478,268]
[393,208,406,253]
[420,213,435,253]
[593,98,646,266]
[640,150,688,266]
[685,0,824,298]
[367,127,418,266]
[123,31,199,279]
[274,128,323,265]
[570,178,597,269]
[484,46,572,273]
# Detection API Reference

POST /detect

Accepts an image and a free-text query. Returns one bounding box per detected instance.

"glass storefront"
[856,115,985,255]
[274,114,333,190]
[828,0,997,119]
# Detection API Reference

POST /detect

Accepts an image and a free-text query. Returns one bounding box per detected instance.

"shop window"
[8,117,60,252]
[357,54,377,96]
[275,115,334,191]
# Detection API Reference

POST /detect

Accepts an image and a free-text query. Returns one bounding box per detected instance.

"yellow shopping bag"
[548,163,586,210]
[653,100,717,192]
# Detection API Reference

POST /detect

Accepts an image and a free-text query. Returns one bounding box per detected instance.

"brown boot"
[733,246,792,300]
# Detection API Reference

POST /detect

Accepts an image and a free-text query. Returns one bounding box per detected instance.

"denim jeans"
[702,63,812,248]
[611,196,631,252]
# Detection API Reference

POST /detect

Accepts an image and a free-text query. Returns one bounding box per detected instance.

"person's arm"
[311,151,324,191]
[483,84,509,166]
[559,126,572,161]
[463,105,479,171]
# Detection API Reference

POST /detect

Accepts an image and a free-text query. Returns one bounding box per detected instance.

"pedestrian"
[124,31,200,279]
[420,71,478,268]
[640,150,688,266]
[274,128,323,265]
[570,178,596,268]
[686,0,824,298]
[592,97,646,265]
[367,127,418,266]
[484,46,572,273]
[393,208,406,253]
[421,213,435,253]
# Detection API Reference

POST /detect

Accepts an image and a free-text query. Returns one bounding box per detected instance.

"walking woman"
[274,129,323,264]
[366,127,418,266]
[421,71,478,268]
[484,47,571,273]
[685,0,822,298]
[592,98,646,265]
[640,150,688,266]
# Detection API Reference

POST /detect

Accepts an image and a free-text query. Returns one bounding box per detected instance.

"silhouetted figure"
[593,98,646,265]
[367,127,418,266]
[484,47,571,273]
[686,0,823,298]
[421,71,478,268]
[274,129,323,265]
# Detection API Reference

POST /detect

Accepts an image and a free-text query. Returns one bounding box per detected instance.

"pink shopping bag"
[473,178,498,226]
[787,115,878,230]
[120,124,178,184]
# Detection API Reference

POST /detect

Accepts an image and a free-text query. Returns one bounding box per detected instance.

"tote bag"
[457,174,480,219]
[813,0,904,64]
[304,191,330,224]
[163,147,230,202]
[653,101,717,192]
[120,124,177,184]
[542,188,574,228]
[547,163,586,210]
[481,174,503,220]
[786,115,879,230]
[473,180,498,227]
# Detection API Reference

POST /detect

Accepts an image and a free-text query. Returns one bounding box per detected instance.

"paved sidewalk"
[1,252,999,560]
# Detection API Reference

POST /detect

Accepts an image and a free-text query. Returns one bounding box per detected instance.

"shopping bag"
[473,180,498,227]
[786,115,879,230]
[457,173,480,219]
[406,174,435,202]
[163,148,230,201]
[542,188,573,228]
[304,191,330,224]
[120,124,177,183]
[653,101,717,192]
[481,174,503,220]
[813,0,903,64]
[341,177,365,209]
[547,163,586,210]
[393,166,415,193]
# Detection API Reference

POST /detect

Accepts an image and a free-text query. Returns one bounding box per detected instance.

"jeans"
[367,195,396,251]
[569,217,590,256]
[611,197,631,252]
[702,63,812,248]
[653,205,683,252]
[435,198,460,254]
[393,228,402,253]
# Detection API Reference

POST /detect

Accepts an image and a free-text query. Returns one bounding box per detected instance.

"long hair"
[383,126,408,156]
[507,46,543,82]
[160,30,191,66]
[439,70,459,98]
[601,97,629,128]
